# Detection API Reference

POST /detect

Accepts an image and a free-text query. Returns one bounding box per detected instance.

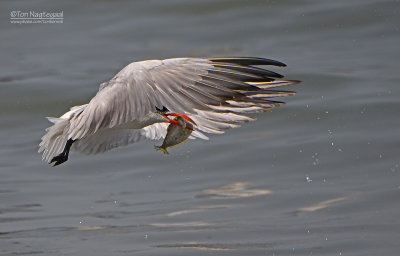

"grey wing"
[72,123,168,154]
[71,122,206,155]
[66,57,299,141]
[144,57,299,135]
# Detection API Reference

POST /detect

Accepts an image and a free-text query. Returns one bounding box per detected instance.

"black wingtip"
[208,57,287,67]
[285,80,302,85]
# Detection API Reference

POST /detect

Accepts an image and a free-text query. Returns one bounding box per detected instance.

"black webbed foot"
[49,139,75,166]
[50,153,69,166]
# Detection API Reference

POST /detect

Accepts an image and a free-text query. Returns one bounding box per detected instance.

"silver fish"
[155,116,193,154]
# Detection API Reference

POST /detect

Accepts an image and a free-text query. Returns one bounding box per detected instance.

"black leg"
[50,139,76,166]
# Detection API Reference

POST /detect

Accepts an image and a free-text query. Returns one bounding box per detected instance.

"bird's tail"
[38,104,87,163]
[38,117,69,163]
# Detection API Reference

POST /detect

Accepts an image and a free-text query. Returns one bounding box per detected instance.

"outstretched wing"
[71,123,166,154]
[67,57,299,141]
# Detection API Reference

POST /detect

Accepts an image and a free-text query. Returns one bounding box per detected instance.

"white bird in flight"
[39,57,299,166]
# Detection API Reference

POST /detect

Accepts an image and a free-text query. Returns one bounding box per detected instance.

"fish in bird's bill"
[155,115,194,154]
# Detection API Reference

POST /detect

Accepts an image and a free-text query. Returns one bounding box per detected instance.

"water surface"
[1,0,399,255]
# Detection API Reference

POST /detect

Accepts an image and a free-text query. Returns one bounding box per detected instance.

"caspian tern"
[39,57,299,166]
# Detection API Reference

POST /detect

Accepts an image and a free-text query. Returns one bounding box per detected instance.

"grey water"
[1,0,399,255]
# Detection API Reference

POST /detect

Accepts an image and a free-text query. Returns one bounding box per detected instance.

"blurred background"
[1,0,399,255]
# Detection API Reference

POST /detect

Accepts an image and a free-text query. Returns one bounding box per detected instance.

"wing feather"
[65,57,298,144]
